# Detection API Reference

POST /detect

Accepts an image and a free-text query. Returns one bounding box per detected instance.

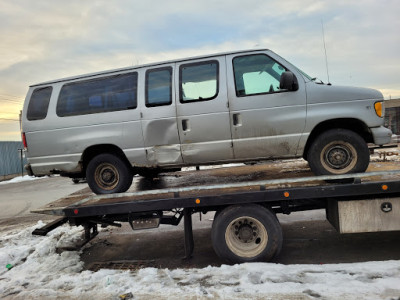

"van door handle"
[233,113,242,126]
[182,119,190,132]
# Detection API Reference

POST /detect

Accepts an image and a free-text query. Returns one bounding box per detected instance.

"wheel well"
[303,119,373,160]
[81,144,131,172]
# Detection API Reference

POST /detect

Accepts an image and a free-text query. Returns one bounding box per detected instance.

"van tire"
[211,204,282,263]
[86,153,133,194]
[307,129,370,176]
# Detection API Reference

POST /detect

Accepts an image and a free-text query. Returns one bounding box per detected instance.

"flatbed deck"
[31,158,400,262]
[33,160,400,217]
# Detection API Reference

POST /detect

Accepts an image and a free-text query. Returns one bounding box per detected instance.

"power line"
[0,99,23,104]
[0,93,21,99]
[0,118,19,121]
[0,110,19,114]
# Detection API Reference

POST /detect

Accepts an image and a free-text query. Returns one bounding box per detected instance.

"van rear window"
[56,73,137,117]
[27,87,52,121]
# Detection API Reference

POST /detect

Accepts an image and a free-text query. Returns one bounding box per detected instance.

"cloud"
[0,0,399,140]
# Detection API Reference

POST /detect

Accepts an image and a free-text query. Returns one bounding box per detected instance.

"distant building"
[385,99,400,139]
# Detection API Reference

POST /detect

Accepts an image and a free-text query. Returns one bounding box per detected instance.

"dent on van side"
[21,49,392,194]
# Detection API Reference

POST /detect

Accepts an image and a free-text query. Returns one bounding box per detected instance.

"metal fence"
[0,141,27,177]
[385,107,400,136]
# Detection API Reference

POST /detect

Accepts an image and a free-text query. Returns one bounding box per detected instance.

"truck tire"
[86,153,133,194]
[307,129,370,176]
[211,204,282,263]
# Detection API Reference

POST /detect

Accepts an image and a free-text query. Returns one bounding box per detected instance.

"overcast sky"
[0,0,399,141]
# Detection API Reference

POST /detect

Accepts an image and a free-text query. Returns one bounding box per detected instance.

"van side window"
[146,67,172,107]
[179,61,219,103]
[56,73,137,117]
[233,54,286,97]
[27,87,52,121]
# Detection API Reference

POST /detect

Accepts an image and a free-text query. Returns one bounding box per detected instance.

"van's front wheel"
[86,153,133,194]
[307,129,370,176]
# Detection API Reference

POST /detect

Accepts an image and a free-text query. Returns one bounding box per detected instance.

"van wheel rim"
[225,216,268,258]
[321,141,357,174]
[94,163,119,190]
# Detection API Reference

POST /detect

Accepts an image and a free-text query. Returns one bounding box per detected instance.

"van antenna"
[321,20,331,85]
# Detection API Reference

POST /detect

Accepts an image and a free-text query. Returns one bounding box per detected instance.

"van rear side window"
[56,72,137,117]
[146,67,172,107]
[27,87,52,121]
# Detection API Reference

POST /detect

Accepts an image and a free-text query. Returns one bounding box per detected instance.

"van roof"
[30,48,269,87]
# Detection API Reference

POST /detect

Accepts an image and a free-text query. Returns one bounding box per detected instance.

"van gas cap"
[381,202,392,213]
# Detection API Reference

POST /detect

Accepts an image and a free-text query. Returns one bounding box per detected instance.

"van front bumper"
[370,126,393,146]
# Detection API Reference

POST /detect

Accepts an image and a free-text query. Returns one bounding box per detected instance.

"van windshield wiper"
[311,77,325,84]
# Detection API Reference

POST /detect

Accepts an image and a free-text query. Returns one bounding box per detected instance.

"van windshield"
[294,67,313,81]
[269,51,314,82]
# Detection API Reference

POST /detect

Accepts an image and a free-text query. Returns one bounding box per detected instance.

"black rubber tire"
[86,153,133,194]
[211,204,282,264]
[307,129,370,176]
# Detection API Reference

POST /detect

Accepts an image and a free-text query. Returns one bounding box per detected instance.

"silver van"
[21,49,392,194]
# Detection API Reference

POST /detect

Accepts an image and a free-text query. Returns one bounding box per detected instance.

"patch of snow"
[0,175,48,185]
[1,223,400,299]
[371,148,400,162]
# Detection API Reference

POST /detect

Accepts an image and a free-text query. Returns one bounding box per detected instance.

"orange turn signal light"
[374,102,383,118]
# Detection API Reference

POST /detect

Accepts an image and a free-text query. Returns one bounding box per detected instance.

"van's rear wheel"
[86,153,133,194]
[307,129,370,176]
[211,204,282,263]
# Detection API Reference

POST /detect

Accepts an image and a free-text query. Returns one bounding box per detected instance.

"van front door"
[176,57,234,164]
[226,52,307,159]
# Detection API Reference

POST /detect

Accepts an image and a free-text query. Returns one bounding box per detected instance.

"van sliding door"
[140,65,183,166]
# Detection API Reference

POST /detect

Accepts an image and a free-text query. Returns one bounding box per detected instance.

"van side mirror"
[280,71,299,91]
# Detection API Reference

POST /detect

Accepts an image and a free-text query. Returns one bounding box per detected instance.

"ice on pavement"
[1,223,400,299]
[0,175,48,185]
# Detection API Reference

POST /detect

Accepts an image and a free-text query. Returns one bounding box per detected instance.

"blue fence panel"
[0,142,27,176]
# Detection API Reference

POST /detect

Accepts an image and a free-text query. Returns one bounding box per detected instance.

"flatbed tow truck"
[31,159,400,264]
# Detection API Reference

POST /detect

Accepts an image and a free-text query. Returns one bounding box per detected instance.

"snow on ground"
[371,148,400,162]
[1,223,400,300]
[0,147,399,299]
[0,175,48,185]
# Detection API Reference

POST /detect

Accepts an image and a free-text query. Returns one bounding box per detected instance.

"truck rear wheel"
[211,204,282,263]
[86,153,133,194]
[307,129,370,176]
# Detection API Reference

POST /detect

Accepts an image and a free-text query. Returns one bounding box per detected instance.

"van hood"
[306,82,383,104]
